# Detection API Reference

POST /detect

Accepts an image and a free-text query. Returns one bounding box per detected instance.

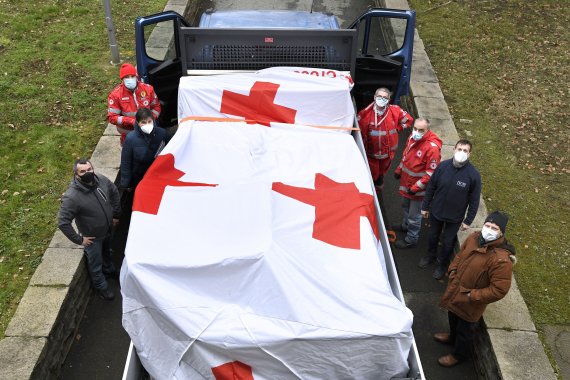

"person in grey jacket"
[58,159,121,300]
[420,139,481,280]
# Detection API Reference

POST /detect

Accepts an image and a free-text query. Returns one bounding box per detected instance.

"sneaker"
[438,354,460,367]
[97,288,115,301]
[418,255,436,268]
[394,239,417,249]
[433,265,446,280]
[390,223,408,232]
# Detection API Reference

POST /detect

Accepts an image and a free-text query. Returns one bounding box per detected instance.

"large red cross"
[133,154,217,215]
[211,361,254,380]
[272,173,379,250]
[220,81,297,126]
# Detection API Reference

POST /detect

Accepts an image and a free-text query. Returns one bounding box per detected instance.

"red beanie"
[119,63,137,79]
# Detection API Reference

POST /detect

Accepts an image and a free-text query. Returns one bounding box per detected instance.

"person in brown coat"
[434,211,516,367]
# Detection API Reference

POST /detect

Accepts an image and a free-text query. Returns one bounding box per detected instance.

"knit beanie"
[119,63,137,79]
[485,211,508,233]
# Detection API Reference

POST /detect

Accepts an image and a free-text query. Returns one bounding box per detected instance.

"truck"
[122,6,422,379]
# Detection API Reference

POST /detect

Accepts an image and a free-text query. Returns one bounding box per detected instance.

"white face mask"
[411,130,425,141]
[375,97,389,108]
[140,122,154,134]
[454,150,469,163]
[123,77,137,90]
[481,226,500,242]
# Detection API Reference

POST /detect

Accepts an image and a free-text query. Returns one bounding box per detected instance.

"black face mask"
[78,171,95,183]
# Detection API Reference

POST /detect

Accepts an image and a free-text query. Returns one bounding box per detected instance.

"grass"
[408,0,569,374]
[0,0,167,337]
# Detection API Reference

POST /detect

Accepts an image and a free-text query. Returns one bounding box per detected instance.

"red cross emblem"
[212,361,254,380]
[272,173,379,249]
[220,81,297,126]
[133,154,217,215]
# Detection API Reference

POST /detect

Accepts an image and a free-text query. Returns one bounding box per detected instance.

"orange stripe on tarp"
[179,116,359,131]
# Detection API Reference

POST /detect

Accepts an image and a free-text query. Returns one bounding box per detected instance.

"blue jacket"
[120,121,167,188]
[421,158,481,225]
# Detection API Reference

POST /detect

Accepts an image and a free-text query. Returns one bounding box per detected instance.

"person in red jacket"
[357,87,413,190]
[393,117,442,248]
[107,63,161,145]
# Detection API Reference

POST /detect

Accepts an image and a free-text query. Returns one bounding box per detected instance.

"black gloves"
[394,172,401,180]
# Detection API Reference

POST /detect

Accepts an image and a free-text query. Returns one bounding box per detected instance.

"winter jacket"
[58,174,121,245]
[395,130,442,200]
[439,232,516,323]
[120,121,167,189]
[107,81,161,143]
[358,103,413,180]
[421,159,481,225]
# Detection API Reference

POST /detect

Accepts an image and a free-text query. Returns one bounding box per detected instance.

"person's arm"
[120,140,133,189]
[447,234,471,277]
[463,170,482,226]
[396,106,413,132]
[421,164,440,212]
[107,92,121,126]
[149,86,161,120]
[58,194,83,245]
[468,253,513,304]
[357,110,369,148]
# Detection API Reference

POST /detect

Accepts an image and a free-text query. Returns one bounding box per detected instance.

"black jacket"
[421,158,481,225]
[120,121,167,188]
[58,174,121,244]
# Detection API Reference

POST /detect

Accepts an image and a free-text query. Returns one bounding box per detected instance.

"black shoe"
[394,239,417,249]
[433,265,446,280]
[418,255,436,268]
[390,224,408,232]
[97,288,115,301]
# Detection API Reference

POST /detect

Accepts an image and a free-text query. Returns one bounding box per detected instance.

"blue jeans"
[429,215,461,265]
[401,197,422,244]
[83,235,115,290]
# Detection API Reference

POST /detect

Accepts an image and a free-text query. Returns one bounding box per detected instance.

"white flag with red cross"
[177,67,355,132]
[121,69,413,380]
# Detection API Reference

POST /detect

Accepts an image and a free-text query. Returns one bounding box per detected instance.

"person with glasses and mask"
[419,139,482,280]
[435,211,516,368]
[107,63,161,146]
[357,87,413,191]
[58,159,121,300]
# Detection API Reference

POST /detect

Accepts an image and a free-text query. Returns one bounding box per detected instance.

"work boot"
[97,287,115,301]
[438,354,460,367]
[418,255,436,268]
[433,265,446,280]
[433,332,451,344]
[394,239,417,249]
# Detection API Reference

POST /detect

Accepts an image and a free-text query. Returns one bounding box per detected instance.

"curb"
[381,0,557,379]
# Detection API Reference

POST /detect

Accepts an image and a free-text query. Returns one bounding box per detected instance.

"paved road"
[62,1,480,379]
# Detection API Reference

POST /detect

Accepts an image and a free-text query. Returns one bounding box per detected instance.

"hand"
[82,237,95,246]
[394,172,401,180]
[421,210,429,218]
[406,188,416,195]
[112,218,119,227]
[460,223,470,231]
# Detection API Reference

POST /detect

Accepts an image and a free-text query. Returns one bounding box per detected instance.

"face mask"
[454,150,469,163]
[78,171,95,183]
[123,77,137,90]
[481,226,500,242]
[140,122,154,134]
[375,97,389,108]
[412,130,425,141]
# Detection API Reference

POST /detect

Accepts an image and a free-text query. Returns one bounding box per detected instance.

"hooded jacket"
[395,129,442,200]
[120,121,167,189]
[58,174,121,245]
[439,231,516,322]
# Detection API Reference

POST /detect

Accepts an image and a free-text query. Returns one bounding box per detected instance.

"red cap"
[119,63,137,79]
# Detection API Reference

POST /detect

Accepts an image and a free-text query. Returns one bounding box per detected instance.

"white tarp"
[121,69,413,379]
[177,68,355,132]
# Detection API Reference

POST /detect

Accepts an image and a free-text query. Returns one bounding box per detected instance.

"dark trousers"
[428,215,461,265]
[448,311,476,360]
